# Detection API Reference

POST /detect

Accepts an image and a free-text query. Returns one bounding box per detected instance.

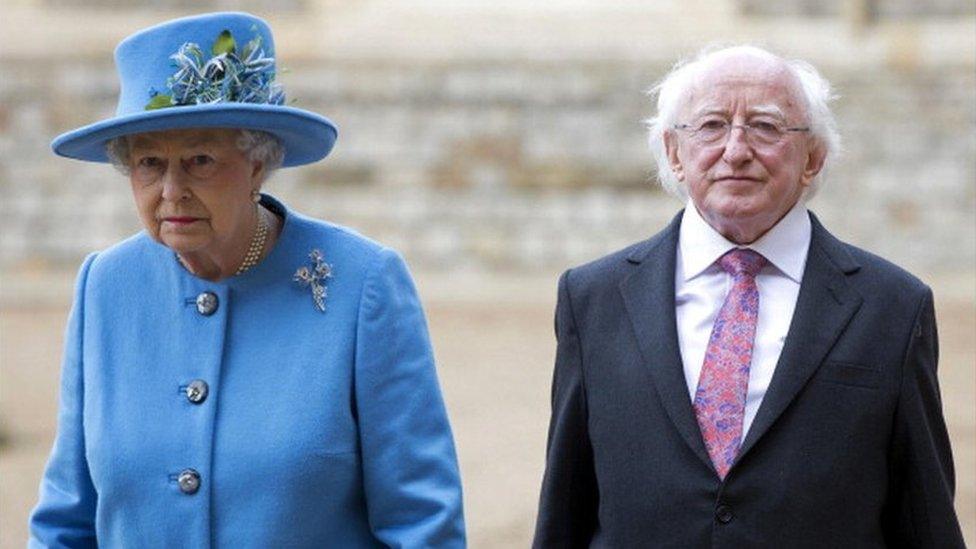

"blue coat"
[29,196,466,548]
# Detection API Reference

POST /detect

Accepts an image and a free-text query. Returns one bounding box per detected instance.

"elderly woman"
[29,12,465,548]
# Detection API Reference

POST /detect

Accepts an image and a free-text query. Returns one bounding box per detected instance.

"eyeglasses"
[673,119,810,147]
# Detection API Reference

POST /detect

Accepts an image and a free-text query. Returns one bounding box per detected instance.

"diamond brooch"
[293,249,332,312]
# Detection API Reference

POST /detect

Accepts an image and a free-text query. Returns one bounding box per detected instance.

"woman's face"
[126,128,263,258]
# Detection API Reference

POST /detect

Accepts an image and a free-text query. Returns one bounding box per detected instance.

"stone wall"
[737,0,975,18]
[1,12,973,275]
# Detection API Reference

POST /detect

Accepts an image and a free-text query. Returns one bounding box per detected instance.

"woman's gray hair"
[646,45,841,200]
[105,129,285,184]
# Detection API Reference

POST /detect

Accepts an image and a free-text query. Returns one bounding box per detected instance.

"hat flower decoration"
[51,12,337,167]
[146,27,284,110]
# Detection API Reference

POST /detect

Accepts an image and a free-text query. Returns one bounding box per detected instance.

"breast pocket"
[816,361,880,389]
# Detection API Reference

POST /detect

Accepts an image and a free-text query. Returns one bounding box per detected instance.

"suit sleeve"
[882,287,965,548]
[532,270,598,548]
[29,253,99,549]
[354,247,465,549]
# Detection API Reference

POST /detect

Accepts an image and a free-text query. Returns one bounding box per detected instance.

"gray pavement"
[2,268,973,547]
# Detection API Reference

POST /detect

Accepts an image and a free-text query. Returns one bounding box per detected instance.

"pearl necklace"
[235,206,269,276]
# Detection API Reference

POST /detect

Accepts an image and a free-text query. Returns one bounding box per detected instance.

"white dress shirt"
[675,200,811,437]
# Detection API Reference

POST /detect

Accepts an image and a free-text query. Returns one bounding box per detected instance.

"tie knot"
[718,248,767,277]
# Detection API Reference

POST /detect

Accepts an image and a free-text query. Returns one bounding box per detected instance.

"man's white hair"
[646,45,841,200]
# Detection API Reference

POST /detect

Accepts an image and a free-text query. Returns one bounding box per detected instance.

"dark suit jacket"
[533,211,965,548]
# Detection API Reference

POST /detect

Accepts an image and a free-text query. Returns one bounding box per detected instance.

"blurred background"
[1,0,973,546]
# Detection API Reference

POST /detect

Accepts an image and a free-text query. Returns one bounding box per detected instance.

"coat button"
[195,292,218,316]
[177,469,200,494]
[185,380,209,404]
[715,504,734,524]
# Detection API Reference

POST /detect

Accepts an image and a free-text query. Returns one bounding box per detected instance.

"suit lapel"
[619,212,715,470]
[736,213,863,462]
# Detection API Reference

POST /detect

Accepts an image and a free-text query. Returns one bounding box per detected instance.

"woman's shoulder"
[283,209,394,266]
[85,232,165,278]
[64,233,169,308]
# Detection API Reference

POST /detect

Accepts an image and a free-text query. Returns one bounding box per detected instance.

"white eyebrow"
[689,104,786,119]
[691,107,727,118]
[749,105,785,118]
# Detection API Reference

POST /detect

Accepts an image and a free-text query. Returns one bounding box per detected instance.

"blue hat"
[51,12,337,167]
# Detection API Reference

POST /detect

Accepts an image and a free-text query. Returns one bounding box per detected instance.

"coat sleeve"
[532,270,598,549]
[354,247,465,548]
[882,287,965,548]
[28,253,99,549]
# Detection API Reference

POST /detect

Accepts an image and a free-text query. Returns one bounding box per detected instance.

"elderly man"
[533,46,965,548]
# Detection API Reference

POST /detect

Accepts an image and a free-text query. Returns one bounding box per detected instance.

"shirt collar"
[678,199,811,283]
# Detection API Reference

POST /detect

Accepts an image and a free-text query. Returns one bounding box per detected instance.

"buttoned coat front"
[533,211,964,548]
[30,196,466,548]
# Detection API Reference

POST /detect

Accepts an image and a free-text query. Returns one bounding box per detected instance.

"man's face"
[664,54,826,244]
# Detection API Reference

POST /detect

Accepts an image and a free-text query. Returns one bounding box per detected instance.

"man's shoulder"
[840,243,931,305]
[568,240,647,280]
[811,217,929,298]
[563,216,679,292]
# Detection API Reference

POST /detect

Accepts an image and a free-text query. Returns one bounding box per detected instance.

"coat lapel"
[619,212,715,470]
[736,213,863,462]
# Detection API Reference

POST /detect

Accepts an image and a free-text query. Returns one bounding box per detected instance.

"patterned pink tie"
[693,248,768,479]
